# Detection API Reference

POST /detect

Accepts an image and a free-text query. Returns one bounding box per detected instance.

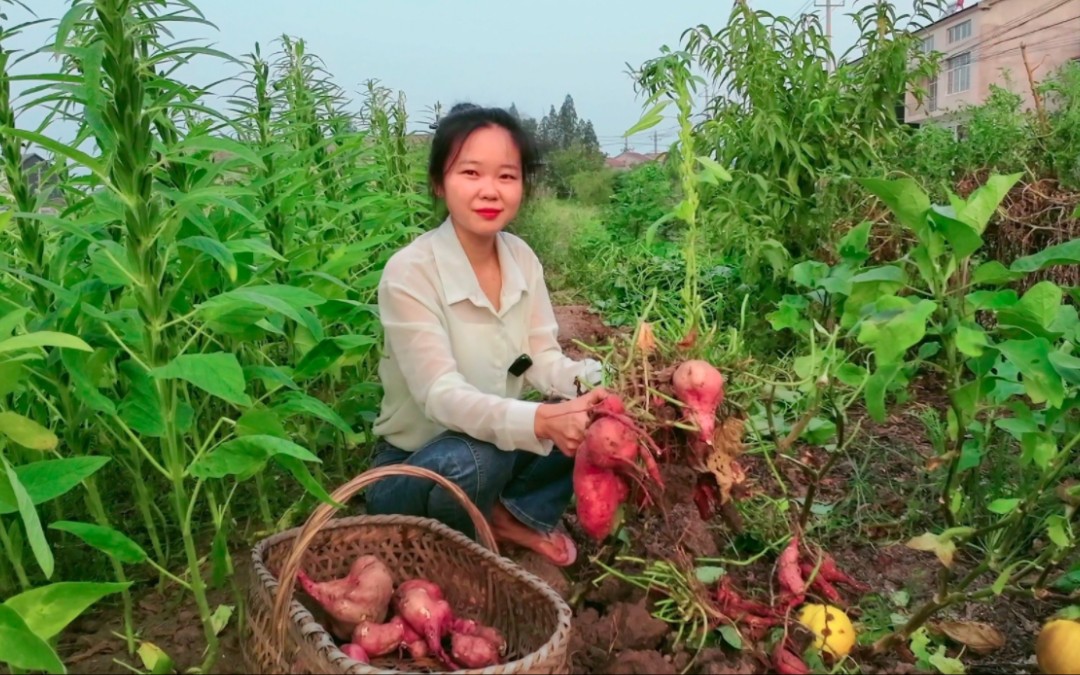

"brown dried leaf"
[934,620,1005,655]
[636,321,657,355]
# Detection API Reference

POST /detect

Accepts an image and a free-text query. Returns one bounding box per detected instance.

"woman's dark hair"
[428,103,541,198]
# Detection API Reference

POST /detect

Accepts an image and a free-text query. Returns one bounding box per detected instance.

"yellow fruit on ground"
[797,603,856,658]
[1036,619,1080,675]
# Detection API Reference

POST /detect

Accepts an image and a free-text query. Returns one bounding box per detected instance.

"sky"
[5,0,930,155]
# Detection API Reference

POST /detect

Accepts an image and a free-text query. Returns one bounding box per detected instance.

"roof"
[912,0,980,35]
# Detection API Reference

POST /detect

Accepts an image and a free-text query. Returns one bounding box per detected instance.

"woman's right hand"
[534,387,609,457]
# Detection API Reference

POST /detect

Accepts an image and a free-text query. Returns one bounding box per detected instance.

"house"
[905,0,1080,133]
[604,150,667,170]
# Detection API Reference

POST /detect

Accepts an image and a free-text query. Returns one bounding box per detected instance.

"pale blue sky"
[6,1,928,154]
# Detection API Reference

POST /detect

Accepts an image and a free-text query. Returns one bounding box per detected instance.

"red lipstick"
[475,208,502,220]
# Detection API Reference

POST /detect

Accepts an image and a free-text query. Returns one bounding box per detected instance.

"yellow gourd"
[1036,619,1080,675]
[797,603,856,658]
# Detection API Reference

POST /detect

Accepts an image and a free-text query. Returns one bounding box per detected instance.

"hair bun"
[447,102,481,116]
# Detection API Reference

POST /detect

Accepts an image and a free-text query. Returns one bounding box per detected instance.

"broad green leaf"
[987,498,1020,515]
[955,324,989,357]
[958,439,983,472]
[197,286,325,340]
[954,172,1022,233]
[718,624,742,650]
[694,565,726,584]
[1021,432,1057,469]
[0,457,111,515]
[0,412,58,451]
[48,521,147,564]
[236,408,288,439]
[293,339,343,380]
[857,177,931,239]
[0,362,25,399]
[273,455,342,508]
[188,435,321,480]
[151,353,252,407]
[767,295,811,333]
[224,238,287,262]
[623,99,670,137]
[928,650,966,675]
[971,261,1023,286]
[967,289,1018,311]
[929,206,983,259]
[1,457,53,579]
[273,391,351,434]
[88,240,142,287]
[4,581,131,640]
[865,362,903,422]
[0,331,92,355]
[178,236,238,283]
[790,261,829,289]
[60,350,115,415]
[243,365,299,392]
[857,297,938,364]
[996,339,1066,408]
[0,605,66,674]
[835,363,868,387]
[997,281,1062,336]
[1010,237,1080,273]
[118,361,165,437]
[0,308,28,338]
[838,221,871,264]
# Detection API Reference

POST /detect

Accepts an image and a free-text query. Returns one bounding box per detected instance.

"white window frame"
[921,35,935,54]
[948,20,971,43]
[947,52,971,94]
[927,75,939,112]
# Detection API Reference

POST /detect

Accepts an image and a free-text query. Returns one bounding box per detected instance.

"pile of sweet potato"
[295,554,506,670]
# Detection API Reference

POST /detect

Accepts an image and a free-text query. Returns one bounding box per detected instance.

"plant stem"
[82,477,136,655]
[0,519,30,589]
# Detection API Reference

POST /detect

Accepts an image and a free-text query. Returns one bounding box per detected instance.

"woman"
[364,103,607,567]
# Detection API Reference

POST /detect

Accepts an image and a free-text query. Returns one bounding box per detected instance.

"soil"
[51,304,1064,675]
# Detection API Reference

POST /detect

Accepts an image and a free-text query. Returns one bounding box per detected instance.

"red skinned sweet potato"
[340,643,369,664]
[671,359,725,444]
[573,460,629,541]
[296,555,394,641]
[352,616,407,658]
[393,579,458,669]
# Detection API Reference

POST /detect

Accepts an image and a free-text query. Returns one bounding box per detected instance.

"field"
[2,1,1079,675]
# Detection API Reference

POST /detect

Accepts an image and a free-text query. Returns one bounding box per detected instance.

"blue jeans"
[363,431,574,541]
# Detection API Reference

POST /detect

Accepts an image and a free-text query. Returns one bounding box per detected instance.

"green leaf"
[996,338,1066,408]
[906,531,957,567]
[955,324,989,357]
[273,455,342,508]
[929,205,983,259]
[1046,515,1071,549]
[178,236,238,283]
[695,155,732,183]
[857,177,931,239]
[0,604,66,674]
[1021,432,1057,469]
[188,435,321,480]
[623,99,670,137]
[1,457,53,579]
[197,285,325,340]
[48,521,147,565]
[4,581,131,640]
[0,412,58,451]
[88,240,142,287]
[857,297,938,364]
[137,641,174,675]
[954,172,1022,233]
[293,339,343,380]
[838,221,872,264]
[790,261,829,288]
[929,649,966,675]
[987,498,1020,515]
[118,361,165,437]
[224,238,287,262]
[0,125,108,184]
[0,308,29,338]
[0,457,111,516]
[235,408,288,439]
[0,331,92,355]
[971,261,1023,286]
[273,391,351,434]
[60,350,116,415]
[866,362,903,422]
[694,565,726,584]
[997,281,1062,337]
[151,353,251,407]
[718,624,742,650]
[171,134,266,170]
[1010,237,1080,273]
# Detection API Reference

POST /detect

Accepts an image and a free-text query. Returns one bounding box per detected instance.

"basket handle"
[269,464,500,656]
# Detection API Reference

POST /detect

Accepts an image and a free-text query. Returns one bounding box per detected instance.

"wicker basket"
[243,465,574,674]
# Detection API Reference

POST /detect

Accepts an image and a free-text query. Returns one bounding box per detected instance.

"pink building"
[905,0,1080,131]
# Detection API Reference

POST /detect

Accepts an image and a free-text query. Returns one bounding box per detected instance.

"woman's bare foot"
[489,502,577,567]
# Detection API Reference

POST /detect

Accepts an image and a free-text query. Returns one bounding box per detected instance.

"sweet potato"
[340,643,369,664]
[772,643,811,675]
[451,632,502,668]
[777,536,806,597]
[671,359,725,445]
[800,562,844,605]
[573,460,629,541]
[352,616,407,658]
[452,617,507,656]
[393,579,458,669]
[297,554,394,641]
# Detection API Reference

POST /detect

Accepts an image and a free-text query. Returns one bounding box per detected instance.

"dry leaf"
[906,532,957,568]
[935,620,1005,655]
[636,321,657,355]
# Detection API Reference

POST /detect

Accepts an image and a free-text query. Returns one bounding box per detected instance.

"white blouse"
[372,217,603,456]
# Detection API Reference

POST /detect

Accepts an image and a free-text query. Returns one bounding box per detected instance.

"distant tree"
[508,95,604,198]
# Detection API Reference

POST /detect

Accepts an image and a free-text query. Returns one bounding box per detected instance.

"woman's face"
[438,124,524,239]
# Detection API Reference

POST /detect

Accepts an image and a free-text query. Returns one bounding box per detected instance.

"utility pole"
[652,129,658,154]
[815,0,844,71]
